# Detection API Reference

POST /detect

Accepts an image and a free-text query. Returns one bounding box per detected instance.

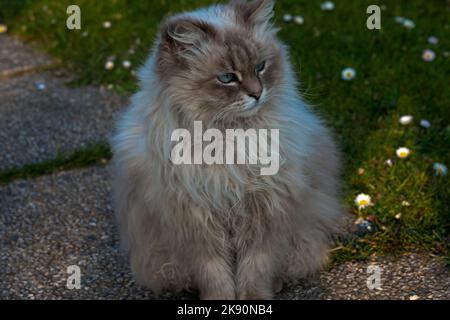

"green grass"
[1,0,449,262]
[0,143,111,185]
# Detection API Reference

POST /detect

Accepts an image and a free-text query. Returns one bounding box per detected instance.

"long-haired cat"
[112,0,344,299]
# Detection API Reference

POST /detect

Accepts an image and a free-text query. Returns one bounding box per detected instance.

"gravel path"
[0,34,53,79]
[1,166,449,300]
[0,70,127,170]
[0,35,127,171]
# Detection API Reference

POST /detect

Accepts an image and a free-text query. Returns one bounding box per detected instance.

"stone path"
[1,34,449,300]
[0,70,127,170]
[0,35,127,171]
[0,35,53,79]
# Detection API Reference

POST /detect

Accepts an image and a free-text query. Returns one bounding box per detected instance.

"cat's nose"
[244,78,263,101]
[248,90,262,101]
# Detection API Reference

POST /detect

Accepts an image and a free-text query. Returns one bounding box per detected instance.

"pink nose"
[248,91,262,101]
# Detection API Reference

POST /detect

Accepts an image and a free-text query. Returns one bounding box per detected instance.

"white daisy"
[282,14,293,23]
[321,1,335,11]
[355,193,373,210]
[385,159,393,167]
[341,67,356,81]
[433,163,448,176]
[396,147,411,159]
[105,61,114,70]
[422,49,436,62]
[399,115,413,125]
[293,16,304,25]
[394,16,406,24]
[420,119,431,128]
[395,213,402,220]
[428,36,438,45]
[403,19,415,29]
[122,60,132,69]
[401,200,411,207]
[103,21,112,29]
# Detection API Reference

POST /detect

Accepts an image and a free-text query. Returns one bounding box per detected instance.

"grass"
[0,143,111,185]
[0,0,449,262]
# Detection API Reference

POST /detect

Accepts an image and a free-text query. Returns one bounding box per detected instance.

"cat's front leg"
[187,206,236,300]
[235,246,276,300]
[193,257,236,300]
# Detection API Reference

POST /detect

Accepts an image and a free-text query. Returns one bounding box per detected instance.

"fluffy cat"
[112,0,344,299]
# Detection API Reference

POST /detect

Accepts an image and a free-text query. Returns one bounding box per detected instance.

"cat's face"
[156,0,283,122]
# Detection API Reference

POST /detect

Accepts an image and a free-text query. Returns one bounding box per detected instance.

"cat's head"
[155,0,284,123]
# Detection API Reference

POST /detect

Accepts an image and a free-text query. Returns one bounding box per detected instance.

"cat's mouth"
[243,99,260,111]
[239,89,267,115]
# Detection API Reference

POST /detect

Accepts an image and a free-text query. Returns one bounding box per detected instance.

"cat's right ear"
[159,17,217,55]
[230,0,275,31]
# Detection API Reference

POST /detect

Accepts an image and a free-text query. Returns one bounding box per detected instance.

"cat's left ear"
[230,0,275,30]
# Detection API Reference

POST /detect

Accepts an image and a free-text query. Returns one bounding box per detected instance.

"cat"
[111,0,344,300]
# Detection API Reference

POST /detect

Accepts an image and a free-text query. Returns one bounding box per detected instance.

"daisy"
[399,115,413,125]
[0,24,7,34]
[428,36,438,45]
[422,49,436,62]
[293,16,304,25]
[396,147,411,159]
[403,19,415,29]
[385,159,393,167]
[321,1,335,11]
[395,213,402,220]
[394,16,406,24]
[103,21,112,29]
[341,67,356,81]
[420,119,431,128]
[122,60,132,69]
[433,163,448,176]
[401,200,411,207]
[282,14,293,23]
[105,61,114,70]
[355,193,373,210]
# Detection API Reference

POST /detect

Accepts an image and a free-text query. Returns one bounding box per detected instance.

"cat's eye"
[218,73,239,84]
[256,61,266,73]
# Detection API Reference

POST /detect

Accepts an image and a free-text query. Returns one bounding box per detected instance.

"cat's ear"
[230,0,275,29]
[160,17,217,53]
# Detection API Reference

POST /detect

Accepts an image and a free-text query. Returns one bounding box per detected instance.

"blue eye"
[218,73,238,84]
[256,61,266,73]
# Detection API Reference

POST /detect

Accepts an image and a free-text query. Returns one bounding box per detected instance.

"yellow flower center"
[359,199,368,206]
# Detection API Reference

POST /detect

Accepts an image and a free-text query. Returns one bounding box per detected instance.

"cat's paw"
[237,287,273,300]
[200,289,236,300]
